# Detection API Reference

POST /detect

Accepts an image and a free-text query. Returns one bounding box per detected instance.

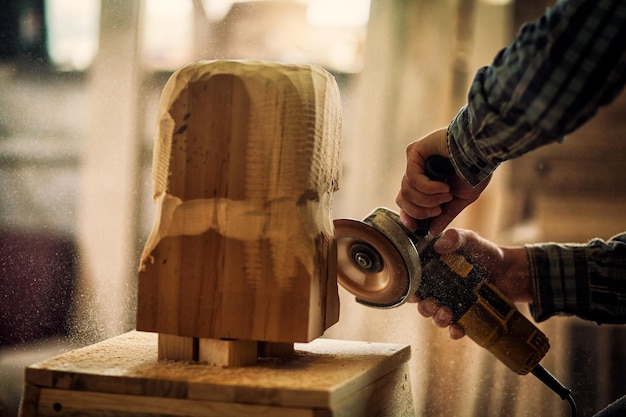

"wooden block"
[198,338,258,367]
[332,363,412,417]
[20,331,414,417]
[158,333,198,361]
[158,334,295,364]
[136,60,342,344]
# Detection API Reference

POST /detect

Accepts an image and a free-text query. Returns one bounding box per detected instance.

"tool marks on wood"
[137,61,341,345]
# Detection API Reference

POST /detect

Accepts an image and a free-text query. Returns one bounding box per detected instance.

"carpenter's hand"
[395,128,491,236]
[408,228,532,339]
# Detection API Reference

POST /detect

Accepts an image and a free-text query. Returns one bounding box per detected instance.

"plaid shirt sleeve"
[525,234,626,324]
[447,0,626,186]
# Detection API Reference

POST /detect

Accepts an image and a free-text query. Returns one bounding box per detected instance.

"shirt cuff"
[524,243,588,322]
[447,106,500,187]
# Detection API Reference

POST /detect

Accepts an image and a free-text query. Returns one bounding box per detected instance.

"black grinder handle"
[414,155,455,236]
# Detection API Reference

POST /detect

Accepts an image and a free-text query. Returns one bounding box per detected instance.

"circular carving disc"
[334,218,411,307]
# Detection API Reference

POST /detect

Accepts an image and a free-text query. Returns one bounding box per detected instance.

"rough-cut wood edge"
[136,60,342,344]
[139,60,342,269]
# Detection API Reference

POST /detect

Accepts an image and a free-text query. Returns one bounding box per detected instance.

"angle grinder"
[334,156,577,415]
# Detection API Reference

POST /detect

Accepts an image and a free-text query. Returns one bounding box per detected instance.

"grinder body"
[334,207,549,375]
[416,226,549,375]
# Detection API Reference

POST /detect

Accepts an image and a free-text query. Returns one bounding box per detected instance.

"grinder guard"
[334,208,421,308]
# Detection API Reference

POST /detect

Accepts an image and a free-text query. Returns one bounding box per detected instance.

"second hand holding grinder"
[333,156,577,415]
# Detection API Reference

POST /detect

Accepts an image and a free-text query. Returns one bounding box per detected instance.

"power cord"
[532,364,577,417]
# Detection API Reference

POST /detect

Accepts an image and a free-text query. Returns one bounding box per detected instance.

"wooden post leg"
[198,339,258,367]
[157,333,198,361]
[158,334,296,365]
[159,333,258,366]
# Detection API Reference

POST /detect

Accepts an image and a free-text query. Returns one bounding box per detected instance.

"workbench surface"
[21,331,413,416]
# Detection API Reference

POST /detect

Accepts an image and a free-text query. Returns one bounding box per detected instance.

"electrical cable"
[566,393,578,417]
[531,364,577,417]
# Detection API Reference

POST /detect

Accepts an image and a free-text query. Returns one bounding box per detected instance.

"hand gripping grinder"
[333,156,577,415]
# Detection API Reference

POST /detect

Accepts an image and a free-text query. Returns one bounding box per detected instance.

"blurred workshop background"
[1,1,624,416]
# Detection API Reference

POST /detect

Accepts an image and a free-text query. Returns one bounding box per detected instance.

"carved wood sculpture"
[136,60,342,365]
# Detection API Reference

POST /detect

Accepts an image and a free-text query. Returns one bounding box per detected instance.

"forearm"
[448,0,626,186]
[498,246,533,304]
[525,234,626,324]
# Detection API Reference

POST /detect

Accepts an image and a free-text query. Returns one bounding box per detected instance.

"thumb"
[433,229,463,254]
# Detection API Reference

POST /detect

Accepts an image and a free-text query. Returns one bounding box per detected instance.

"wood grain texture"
[21,331,414,416]
[136,61,342,343]
[198,338,258,367]
[158,334,198,361]
[35,388,318,417]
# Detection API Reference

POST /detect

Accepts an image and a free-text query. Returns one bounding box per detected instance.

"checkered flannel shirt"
[447,0,626,323]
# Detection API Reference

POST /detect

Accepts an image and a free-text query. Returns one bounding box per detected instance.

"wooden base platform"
[19,331,414,417]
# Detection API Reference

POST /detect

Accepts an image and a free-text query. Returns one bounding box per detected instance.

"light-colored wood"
[198,338,258,367]
[136,60,342,345]
[331,363,412,417]
[20,331,414,417]
[158,335,296,365]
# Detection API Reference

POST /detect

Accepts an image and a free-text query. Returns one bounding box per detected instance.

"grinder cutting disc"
[334,208,421,308]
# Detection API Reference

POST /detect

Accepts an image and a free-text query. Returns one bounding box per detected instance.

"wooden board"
[136,60,342,344]
[20,331,414,417]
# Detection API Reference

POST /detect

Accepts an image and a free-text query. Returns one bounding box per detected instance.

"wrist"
[500,246,533,303]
